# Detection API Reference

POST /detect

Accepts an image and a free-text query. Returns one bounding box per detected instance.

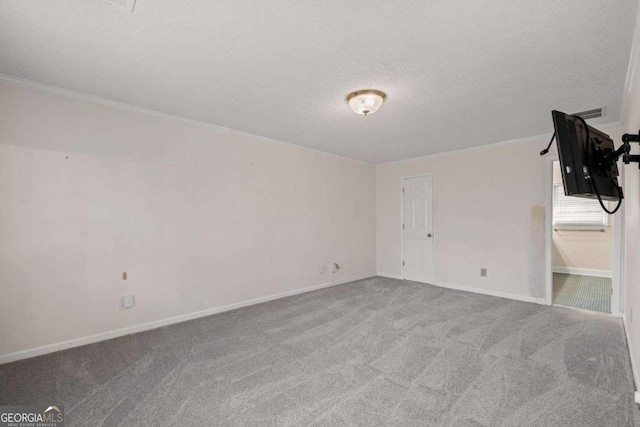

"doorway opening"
[550,160,614,314]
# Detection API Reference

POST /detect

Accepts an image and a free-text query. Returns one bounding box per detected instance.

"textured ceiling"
[0,0,638,163]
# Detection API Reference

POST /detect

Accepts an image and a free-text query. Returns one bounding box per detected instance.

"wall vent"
[572,108,604,120]
[99,0,136,13]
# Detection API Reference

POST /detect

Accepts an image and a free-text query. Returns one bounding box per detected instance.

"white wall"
[552,228,613,273]
[0,82,376,361]
[377,138,550,301]
[622,1,640,390]
[376,126,623,303]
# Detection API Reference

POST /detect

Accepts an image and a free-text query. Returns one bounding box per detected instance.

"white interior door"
[402,175,435,284]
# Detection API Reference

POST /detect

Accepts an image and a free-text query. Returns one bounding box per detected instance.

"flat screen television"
[551,110,622,202]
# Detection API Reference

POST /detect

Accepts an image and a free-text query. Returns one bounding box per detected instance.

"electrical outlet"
[635,391,640,404]
[122,294,135,309]
[480,268,487,277]
[319,265,326,274]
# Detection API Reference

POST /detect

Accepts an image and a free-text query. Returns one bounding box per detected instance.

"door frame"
[545,157,622,316]
[400,173,437,283]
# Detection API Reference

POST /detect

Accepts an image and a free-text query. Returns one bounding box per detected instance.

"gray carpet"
[553,273,612,314]
[1,276,638,426]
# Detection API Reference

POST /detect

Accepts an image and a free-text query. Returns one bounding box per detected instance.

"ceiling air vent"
[99,0,136,13]
[572,108,604,120]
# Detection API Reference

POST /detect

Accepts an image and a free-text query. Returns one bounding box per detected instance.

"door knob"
[427,233,432,238]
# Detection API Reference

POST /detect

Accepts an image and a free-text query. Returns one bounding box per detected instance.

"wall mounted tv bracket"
[610,132,640,168]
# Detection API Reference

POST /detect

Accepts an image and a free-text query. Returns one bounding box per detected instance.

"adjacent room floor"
[553,272,612,314]
[1,277,638,426]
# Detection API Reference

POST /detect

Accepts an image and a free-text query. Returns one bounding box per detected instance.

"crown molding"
[0,73,624,167]
[0,73,373,166]
[377,120,623,167]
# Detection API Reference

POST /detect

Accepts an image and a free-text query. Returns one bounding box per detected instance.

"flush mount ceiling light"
[346,90,386,116]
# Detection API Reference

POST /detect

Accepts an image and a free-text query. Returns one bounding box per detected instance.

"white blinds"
[553,184,608,227]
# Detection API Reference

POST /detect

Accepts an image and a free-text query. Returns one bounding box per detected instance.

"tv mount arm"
[608,131,640,168]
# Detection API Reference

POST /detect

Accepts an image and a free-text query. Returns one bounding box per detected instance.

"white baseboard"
[375,274,545,305]
[623,313,640,394]
[552,266,612,278]
[0,273,375,365]
[435,281,544,304]
[376,272,403,280]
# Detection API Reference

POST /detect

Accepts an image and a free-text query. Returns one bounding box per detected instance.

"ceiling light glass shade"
[346,90,386,115]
